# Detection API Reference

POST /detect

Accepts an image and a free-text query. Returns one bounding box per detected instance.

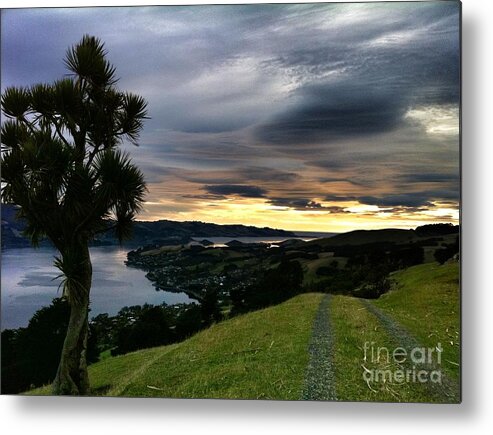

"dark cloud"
[269,198,350,214]
[356,189,459,208]
[324,188,459,209]
[325,194,359,202]
[255,2,459,145]
[320,177,367,188]
[358,194,433,208]
[421,189,460,202]
[156,165,299,187]
[177,165,302,185]
[237,167,301,183]
[378,206,433,214]
[397,172,460,183]
[256,83,407,144]
[204,184,267,198]
[182,193,226,201]
[270,198,324,210]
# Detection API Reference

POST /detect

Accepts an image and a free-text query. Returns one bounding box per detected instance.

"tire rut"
[361,299,460,403]
[301,294,336,401]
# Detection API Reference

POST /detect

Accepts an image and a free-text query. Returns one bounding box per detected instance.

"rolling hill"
[27,262,460,402]
[305,225,459,247]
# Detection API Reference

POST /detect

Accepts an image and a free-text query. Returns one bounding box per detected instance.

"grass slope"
[28,262,459,401]
[29,293,323,399]
[306,228,417,247]
[330,261,460,402]
[331,296,434,402]
[373,262,460,379]
[306,228,458,250]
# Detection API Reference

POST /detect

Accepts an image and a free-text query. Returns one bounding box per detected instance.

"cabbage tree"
[1,35,148,395]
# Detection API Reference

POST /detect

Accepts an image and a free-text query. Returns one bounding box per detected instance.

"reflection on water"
[191,236,315,247]
[1,246,191,329]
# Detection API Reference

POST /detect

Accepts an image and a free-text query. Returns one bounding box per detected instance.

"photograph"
[1,1,460,403]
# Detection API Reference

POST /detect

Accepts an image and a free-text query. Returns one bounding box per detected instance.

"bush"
[201,287,223,325]
[231,260,304,313]
[175,304,203,338]
[1,299,98,394]
[434,236,459,265]
[415,223,459,237]
[112,306,174,355]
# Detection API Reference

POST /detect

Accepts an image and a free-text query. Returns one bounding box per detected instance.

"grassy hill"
[374,262,460,379]
[311,228,417,246]
[27,262,460,402]
[306,226,458,248]
[29,293,324,399]
[332,262,460,402]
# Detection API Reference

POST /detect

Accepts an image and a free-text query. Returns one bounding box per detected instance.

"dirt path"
[301,294,336,401]
[361,300,460,403]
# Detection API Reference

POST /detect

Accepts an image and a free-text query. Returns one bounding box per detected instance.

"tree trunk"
[52,243,92,395]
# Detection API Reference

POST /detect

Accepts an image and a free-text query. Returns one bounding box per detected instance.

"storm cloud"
[269,197,351,213]
[256,83,408,144]
[255,2,459,145]
[204,184,267,198]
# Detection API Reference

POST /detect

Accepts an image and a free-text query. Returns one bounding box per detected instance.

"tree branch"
[71,194,111,241]
[20,116,36,135]
[52,118,72,148]
[86,144,101,167]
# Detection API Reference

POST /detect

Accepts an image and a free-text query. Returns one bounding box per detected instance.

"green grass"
[301,256,333,283]
[373,262,460,379]
[331,296,435,402]
[98,349,113,361]
[28,293,323,399]
[301,256,347,285]
[26,262,459,401]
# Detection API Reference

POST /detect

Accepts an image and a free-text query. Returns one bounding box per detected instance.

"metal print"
[0,1,460,402]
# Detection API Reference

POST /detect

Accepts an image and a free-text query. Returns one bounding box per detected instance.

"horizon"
[1,2,460,233]
[3,202,459,235]
[132,214,458,235]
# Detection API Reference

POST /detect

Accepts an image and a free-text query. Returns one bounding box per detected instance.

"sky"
[1,1,461,232]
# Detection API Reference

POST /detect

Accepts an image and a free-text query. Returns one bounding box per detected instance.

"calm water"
[192,236,317,247]
[1,236,326,330]
[1,246,191,330]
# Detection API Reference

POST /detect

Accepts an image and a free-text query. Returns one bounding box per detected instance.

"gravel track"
[362,300,460,403]
[301,294,337,401]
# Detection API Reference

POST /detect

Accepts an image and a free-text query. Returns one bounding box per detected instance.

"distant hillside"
[1,204,295,249]
[127,219,295,241]
[306,224,459,247]
[310,228,416,246]
[1,205,31,248]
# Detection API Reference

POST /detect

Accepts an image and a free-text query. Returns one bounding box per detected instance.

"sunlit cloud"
[405,105,460,136]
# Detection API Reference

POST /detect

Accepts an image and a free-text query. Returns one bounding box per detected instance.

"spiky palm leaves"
[1,35,148,302]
